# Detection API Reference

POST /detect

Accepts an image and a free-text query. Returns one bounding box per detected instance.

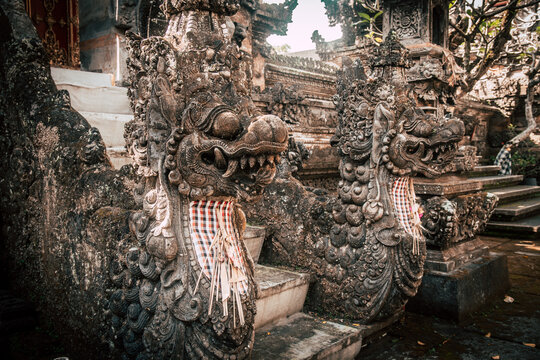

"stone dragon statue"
[243,35,465,323]
[108,1,288,358]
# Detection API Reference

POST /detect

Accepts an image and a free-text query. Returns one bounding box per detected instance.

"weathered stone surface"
[0,1,136,357]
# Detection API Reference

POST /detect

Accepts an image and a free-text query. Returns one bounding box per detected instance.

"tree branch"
[462,0,519,92]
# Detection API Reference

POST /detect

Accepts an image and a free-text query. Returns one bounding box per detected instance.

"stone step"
[254,265,310,330]
[491,197,540,220]
[486,214,540,238]
[55,83,131,115]
[107,146,131,169]
[244,225,266,264]
[469,175,524,190]
[51,67,114,87]
[488,185,540,204]
[253,313,362,360]
[466,165,501,177]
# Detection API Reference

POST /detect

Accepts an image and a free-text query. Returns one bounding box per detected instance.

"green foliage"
[273,44,291,55]
[512,139,540,180]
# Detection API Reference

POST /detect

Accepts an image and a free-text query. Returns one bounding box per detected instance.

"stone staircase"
[51,67,133,168]
[470,167,540,238]
[243,226,365,359]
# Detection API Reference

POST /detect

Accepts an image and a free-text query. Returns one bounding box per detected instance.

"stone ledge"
[413,176,482,196]
[425,238,490,272]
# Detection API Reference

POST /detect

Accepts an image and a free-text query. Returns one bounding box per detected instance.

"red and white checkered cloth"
[392,177,422,254]
[189,200,248,294]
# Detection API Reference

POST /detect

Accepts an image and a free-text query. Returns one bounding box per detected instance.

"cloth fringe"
[190,200,248,327]
[392,177,423,255]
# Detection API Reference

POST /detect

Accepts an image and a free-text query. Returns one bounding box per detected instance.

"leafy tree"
[273,44,292,55]
[448,0,540,92]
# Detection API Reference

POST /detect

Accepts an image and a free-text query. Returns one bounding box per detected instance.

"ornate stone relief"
[257,83,310,125]
[391,3,421,39]
[108,1,288,358]
[420,192,498,249]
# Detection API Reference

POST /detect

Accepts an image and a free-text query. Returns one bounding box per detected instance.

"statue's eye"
[211,111,242,140]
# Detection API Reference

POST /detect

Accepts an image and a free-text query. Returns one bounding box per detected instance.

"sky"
[264,0,343,53]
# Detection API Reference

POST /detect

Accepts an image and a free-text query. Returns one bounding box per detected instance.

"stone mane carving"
[109,1,288,358]
[243,35,464,323]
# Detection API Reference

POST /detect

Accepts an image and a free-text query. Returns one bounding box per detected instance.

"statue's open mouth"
[390,118,464,178]
[177,113,288,198]
[200,143,285,187]
[408,140,459,174]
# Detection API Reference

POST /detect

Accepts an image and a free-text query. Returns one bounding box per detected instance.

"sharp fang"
[240,156,247,169]
[223,159,239,178]
[214,148,227,169]
[275,154,281,164]
[258,155,265,167]
[249,156,256,168]
[267,155,275,164]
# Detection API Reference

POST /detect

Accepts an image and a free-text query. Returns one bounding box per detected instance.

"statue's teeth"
[275,154,281,164]
[267,155,275,164]
[249,156,256,168]
[223,159,238,178]
[258,155,265,166]
[240,156,247,169]
[214,148,227,169]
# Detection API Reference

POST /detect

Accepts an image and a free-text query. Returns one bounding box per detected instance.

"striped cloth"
[189,200,248,294]
[494,146,512,175]
[392,177,422,254]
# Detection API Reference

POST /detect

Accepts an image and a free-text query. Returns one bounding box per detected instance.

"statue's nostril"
[266,117,288,143]
[247,118,273,141]
[251,114,287,143]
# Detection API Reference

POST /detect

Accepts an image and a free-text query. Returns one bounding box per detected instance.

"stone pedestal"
[409,167,510,320]
[408,252,509,321]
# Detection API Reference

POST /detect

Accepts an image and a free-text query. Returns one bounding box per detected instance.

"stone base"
[408,253,509,321]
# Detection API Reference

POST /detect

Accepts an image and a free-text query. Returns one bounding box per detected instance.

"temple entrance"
[24,0,80,68]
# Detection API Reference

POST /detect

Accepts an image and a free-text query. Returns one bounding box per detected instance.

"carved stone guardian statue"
[108,1,288,358]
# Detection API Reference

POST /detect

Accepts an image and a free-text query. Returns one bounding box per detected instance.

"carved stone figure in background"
[244,35,464,323]
[109,1,288,358]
